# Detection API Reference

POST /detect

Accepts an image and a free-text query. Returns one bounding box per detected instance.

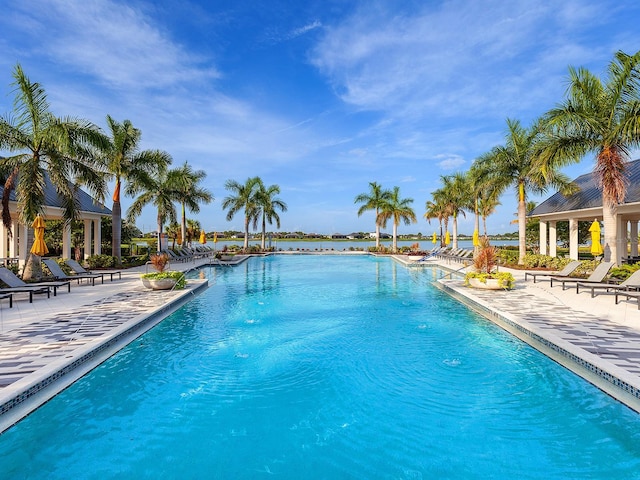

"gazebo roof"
[530,158,640,216]
[0,170,111,216]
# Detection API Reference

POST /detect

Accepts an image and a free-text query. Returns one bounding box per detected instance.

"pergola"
[0,174,111,266]
[529,158,640,265]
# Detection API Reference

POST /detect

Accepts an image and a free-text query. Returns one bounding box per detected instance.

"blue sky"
[1,0,639,236]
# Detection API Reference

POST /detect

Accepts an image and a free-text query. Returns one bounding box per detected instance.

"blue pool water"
[2,256,640,479]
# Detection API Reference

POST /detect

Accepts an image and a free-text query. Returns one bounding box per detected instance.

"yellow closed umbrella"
[472,229,479,247]
[176,229,182,246]
[444,231,450,245]
[589,220,603,256]
[432,232,437,244]
[30,215,49,256]
[214,232,218,244]
[199,230,206,244]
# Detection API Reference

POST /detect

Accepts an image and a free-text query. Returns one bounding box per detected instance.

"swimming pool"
[2,255,640,478]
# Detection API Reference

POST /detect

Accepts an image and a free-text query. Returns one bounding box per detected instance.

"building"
[0,173,111,265]
[529,158,640,264]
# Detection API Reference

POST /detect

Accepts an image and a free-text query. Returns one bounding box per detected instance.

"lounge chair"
[550,261,614,290]
[615,290,640,309]
[0,266,69,296]
[576,269,640,297]
[42,259,103,286]
[65,259,121,281]
[0,292,12,308]
[0,268,51,302]
[524,260,581,283]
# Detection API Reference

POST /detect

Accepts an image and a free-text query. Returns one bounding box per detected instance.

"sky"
[1,0,639,236]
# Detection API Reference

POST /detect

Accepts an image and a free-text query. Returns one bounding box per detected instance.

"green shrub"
[608,264,640,281]
[86,254,116,269]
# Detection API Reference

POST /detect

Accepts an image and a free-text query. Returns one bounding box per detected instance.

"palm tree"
[99,115,172,265]
[172,161,213,245]
[256,181,287,250]
[0,64,107,279]
[222,177,261,251]
[424,200,446,246]
[185,218,201,247]
[354,182,392,249]
[476,118,574,264]
[166,221,180,249]
[126,161,178,253]
[543,50,640,263]
[433,173,469,249]
[467,161,503,244]
[377,186,417,252]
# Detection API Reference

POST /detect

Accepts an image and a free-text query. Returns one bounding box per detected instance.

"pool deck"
[1,253,640,432]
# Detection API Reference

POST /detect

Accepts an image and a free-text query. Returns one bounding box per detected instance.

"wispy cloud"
[289,21,323,39]
[2,0,218,90]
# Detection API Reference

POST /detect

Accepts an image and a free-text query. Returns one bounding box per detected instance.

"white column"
[17,222,28,266]
[616,214,626,265]
[569,218,579,260]
[0,224,7,258]
[631,221,639,257]
[549,221,557,257]
[84,219,92,259]
[539,220,547,256]
[62,222,72,259]
[9,220,19,257]
[94,218,101,256]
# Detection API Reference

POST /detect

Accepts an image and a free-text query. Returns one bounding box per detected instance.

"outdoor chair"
[550,261,614,290]
[0,266,70,296]
[0,267,52,302]
[0,292,12,308]
[577,269,640,297]
[524,261,581,283]
[615,290,640,309]
[42,259,103,286]
[65,259,121,282]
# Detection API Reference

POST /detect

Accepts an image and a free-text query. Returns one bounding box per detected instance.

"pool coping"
[0,280,209,433]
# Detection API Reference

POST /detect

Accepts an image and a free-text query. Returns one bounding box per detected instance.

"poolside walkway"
[2,253,640,432]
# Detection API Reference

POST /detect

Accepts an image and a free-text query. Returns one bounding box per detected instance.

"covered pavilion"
[0,173,111,267]
[529,158,640,265]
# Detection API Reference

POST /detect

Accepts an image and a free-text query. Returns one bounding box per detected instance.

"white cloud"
[435,154,466,171]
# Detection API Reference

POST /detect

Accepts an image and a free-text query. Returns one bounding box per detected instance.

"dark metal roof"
[530,158,640,216]
[0,169,111,216]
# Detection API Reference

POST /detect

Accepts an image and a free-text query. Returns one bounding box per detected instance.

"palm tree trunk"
[518,183,526,265]
[375,208,380,249]
[602,202,617,263]
[244,216,250,250]
[452,213,458,250]
[181,203,187,248]
[392,222,398,252]
[22,228,42,281]
[474,198,480,256]
[112,180,122,265]
[261,214,266,250]
[157,215,163,253]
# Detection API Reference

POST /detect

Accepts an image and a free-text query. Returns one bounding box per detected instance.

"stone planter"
[141,277,178,290]
[220,255,235,261]
[468,277,505,290]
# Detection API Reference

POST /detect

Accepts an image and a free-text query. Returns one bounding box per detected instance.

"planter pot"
[141,277,177,290]
[468,277,505,290]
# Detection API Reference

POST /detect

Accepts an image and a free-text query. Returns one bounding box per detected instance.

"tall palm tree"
[172,161,213,245]
[433,173,469,249]
[467,160,503,246]
[543,50,640,263]
[165,221,180,249]
[377,186,417,252]
[354,182,392,249]
[256,181,287,250]
[0,64,107,279]
[424,200,446,245]
[476,118,574,264]
[100,115,172,265]
[126,161,178,253]
[222,177,261,251]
